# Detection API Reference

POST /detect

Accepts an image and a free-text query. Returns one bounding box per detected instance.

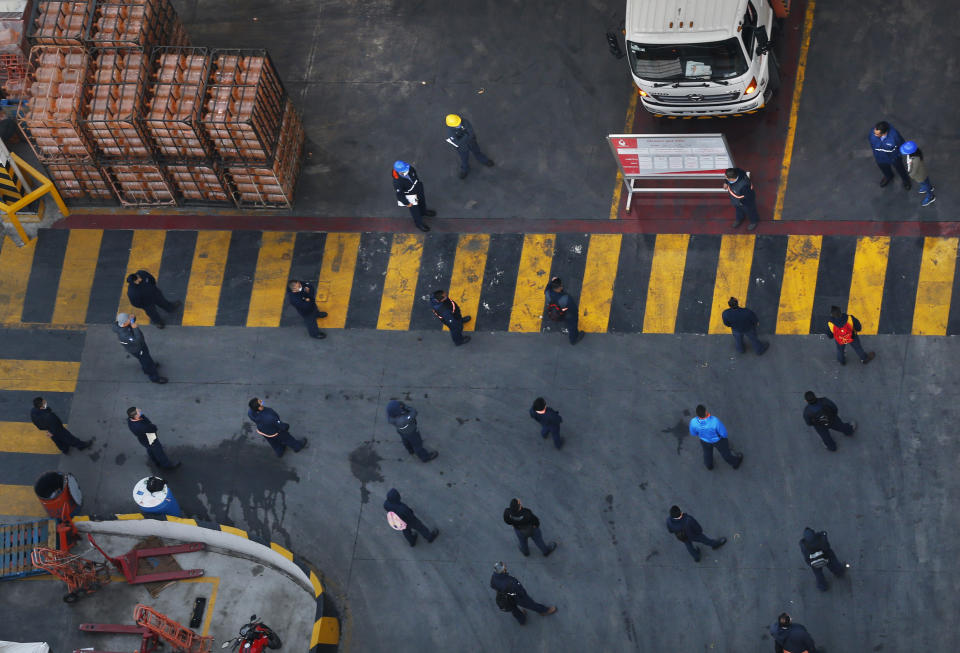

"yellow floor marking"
[182,231,232,327]
[912,237,959,335]
[377,233,425,330]
[708,235,756,334]
[51,230,103,325]
[509,234,555,332]
[847,236,890,336]
[579,234,622,332]
[609,90,640,220]
[118,230,167,325]
[174,577,220,636]
[643,234,690,334]
[773,0,817,221]
[0,421,61,454]
[776,235,822,334]
[0,360,79,392]
[447,234,490,332]
[0,484,45,516]
[247,232,296,327]
[316,233,360,329]
[0,236,37,324]
[312,616,341,647]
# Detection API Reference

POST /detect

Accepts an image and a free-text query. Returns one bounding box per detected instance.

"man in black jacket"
[803,391,856,451]
[503,498,557,557]
[429,289,471,346]
[544,276,584,345]
[247,398,307,457]
[126,270,181,329]
[666,505,727,563]
[113,313,167,384]
[385,400,437,462]
[770,612,822,653]
[721,297,768,355]
[723,167,760,230]
[799,527,848,591]
[490,561,557,625]
[530,397,564,450]
[126,406,180,469]
[383,488,438,546]
[445,114,494,179]
[286,279,328,339]
[31,397,91,454]
[392,160,435,232]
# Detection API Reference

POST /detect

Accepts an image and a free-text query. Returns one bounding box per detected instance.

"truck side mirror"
[756,29,770,55]
[606,31,625,59]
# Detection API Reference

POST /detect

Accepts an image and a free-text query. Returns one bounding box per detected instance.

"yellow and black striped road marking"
[0,160,23,204]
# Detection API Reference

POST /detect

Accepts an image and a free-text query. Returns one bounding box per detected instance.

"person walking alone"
[247,398,308,457]
[286,279,328,339]
[544,276,585,345]
[530,397,564,450]
[489,561,557,625]
[383,488,438,546]
[802,391,856,451]
[385,400,438,462]
[503,498,557,557]
[799,527,849,592]
[826,305,875,365]
[392,160,435,232]
[870,120,911,189]
[126,270,182,329]
[126,407,180,470]
[689,404,743,470]
[444,113,494,179]
[430,289,471,346]
[31,397,91,454]
[721,297,768,355]
[723,167,760,230]
[666,505,727,563]
[112,313,167,384]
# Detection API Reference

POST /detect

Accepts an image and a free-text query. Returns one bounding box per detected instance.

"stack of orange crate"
[227,98,304,208]
[28,1,92,46]
[45,162,112,198]
[86,0,184,50]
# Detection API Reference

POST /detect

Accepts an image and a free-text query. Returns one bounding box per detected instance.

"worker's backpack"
[495,590,518,612]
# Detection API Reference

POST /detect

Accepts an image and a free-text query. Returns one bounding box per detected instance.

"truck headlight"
[744,77,758,96]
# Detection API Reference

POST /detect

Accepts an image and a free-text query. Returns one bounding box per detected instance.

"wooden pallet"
[0,518,57,580]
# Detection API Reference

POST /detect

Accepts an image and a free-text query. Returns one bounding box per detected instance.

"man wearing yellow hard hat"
[445,113,494,179]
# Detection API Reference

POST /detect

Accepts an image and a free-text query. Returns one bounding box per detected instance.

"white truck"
[624,0,780,117]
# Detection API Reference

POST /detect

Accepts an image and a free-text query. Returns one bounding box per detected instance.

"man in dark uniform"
[112,313,167,384]
[869,120,911,189]
[721,297,768,355]
[799,527,848,591]
[392,160,435,232]
[247,398,307,458]
[530,397,563,450]
[802,391,856,451]
[666,505,727,562]
[126,270,182,329]
[31,397,91,454]
[385,400,438,462]
[286,279,328,339]
[383,488,438,546]
[490,561,557,625]
[445,113,494,179]
[826,305,875,365]
[544,276,584,345]
[429,289,471,346]
[723,167,760,230]
[503,498,557,557]
[770,612,822,653]
[126,406,180,469]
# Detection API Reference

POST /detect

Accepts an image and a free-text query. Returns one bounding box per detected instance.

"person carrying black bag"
[802,391,856,451]
[799,527,849,591]
[544,276,585,345]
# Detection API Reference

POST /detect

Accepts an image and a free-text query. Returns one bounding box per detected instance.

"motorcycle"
[220,615,282,653]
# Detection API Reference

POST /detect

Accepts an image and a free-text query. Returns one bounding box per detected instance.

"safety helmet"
[445,114,462,127]
[393,160,410,175]
[900,140,918,155]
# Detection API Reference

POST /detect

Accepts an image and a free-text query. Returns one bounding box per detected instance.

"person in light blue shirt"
[689,404,743,471]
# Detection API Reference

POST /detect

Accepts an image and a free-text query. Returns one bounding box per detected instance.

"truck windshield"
[627,38,747,82]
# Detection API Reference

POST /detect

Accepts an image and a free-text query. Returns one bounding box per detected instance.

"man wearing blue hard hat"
[900,140,936,207]
[392,160,435,232]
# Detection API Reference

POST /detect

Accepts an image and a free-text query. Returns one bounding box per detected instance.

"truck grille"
[650,91,742,105]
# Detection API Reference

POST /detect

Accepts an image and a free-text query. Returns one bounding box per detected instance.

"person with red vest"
[826,305,875,365]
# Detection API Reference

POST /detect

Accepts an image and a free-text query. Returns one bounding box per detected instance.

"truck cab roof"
[626,0,750,44]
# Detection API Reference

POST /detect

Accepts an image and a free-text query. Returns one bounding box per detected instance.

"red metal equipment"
[86,532,205,584]
[30,546,111,603]
[134,604,213,653]
[74,623,160,653]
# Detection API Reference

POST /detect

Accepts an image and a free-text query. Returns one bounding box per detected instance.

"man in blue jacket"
[544,276,585,345]
[445,113,494,179]
[392,160,435,232]
[530,397,564,450]
[666,505,726,562]
[385,400,438,462]
[126,270,181,329]
[770,612,822,653]
[247,398,307,457]
[870,121,911,189]
[383,488,438,546]
[430,289,470,346]
[286,279,328,340]
[489,561,557,625]
[721,297,768,355]
[689,404,743,470]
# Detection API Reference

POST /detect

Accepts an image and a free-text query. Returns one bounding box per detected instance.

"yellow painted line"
[377,233,424,330]
[509,234,555,332]
[0,421,61,454]
[119,230,167,325]
[579,234,622,332]
[708,235,756,334]
[609,89,640,220]
[72,515,90,521]
[316,232,360,329]
[311,616,341,647]
[447,234,490,332]
[165,516,197,526]
[116,513,144,520]
[0,484,44,516]
[270,542,294,561]
[0,236,36,324]
[847,236,890,336]
[178,577,219,636]
[51,229,103,325]
[182,231,232,326]
[912,237,958,336]
[773,0,816,221]
[247,231,296,327]
[0,360,79,392]
[776,235,822,334]
[643,234,690,334]
[220,524,248,538]
[309,570,324,596]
